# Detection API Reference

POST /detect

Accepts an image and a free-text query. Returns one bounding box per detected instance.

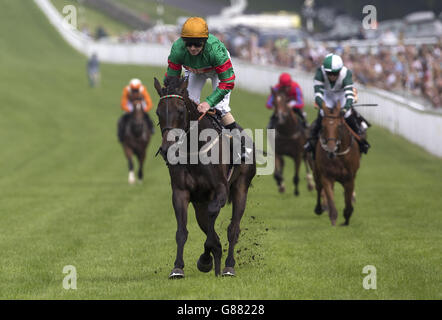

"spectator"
[87,53,100,88]
[95,26,108,40]
[114,25,441,108]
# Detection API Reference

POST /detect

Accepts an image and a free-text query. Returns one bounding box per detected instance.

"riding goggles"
[183,37,206,48]
[326,71,340,76]
[185,41,204,48]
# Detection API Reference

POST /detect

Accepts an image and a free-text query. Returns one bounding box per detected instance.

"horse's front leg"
[293,153,301,196]
[136,147,146,182]
[341,179,355,226]
[274,154,285,193]
[313,165,324,215]
[207,184,227,276]
[123,145,135,184]
[169,189,190,279]
[321,177,338,226]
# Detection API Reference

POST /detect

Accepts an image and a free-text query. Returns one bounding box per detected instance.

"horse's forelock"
[164,76,185,95]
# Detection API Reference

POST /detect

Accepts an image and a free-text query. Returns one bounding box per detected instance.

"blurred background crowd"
[109,26,441,109]
[66,0,442,109]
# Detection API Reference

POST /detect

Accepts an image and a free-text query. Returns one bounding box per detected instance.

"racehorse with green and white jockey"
[304,53,370,155]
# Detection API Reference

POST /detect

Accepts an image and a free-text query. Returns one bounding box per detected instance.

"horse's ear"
[178,78,188,96]
[153,77,162,97]
[179,78,188,91]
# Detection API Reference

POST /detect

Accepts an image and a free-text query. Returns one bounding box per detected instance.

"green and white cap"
[322,53,343,73]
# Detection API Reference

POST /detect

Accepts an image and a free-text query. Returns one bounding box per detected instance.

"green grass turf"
[116,0,193,25]
[50,0,193,35]
[0,0,441,299]
[50,0,132,36]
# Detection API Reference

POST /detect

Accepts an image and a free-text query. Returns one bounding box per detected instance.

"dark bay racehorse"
[119,99,152,184]
[311,102,360,226]
[153,76,256,278]
[271,87,314,195]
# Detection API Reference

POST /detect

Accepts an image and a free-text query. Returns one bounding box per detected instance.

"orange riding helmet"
[181,17,209,39]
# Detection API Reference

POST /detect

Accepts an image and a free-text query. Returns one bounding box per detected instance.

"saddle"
[205,109,224,134]
[203,109,240,181]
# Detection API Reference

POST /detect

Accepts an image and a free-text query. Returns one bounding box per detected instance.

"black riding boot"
[117,113,130,143]
[345,112,370,154]
[267,113,277,130]
[304,112,322,154]
[144,113,155,134]
[225,122,253,164]
[293,108,308,129]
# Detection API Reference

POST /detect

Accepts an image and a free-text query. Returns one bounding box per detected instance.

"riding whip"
[352,104,378,107]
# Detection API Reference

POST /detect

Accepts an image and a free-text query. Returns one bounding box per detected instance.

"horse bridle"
[155,94,189,159]
[273,92,302,139]
[319,114,345,154]
[158,94,187,136]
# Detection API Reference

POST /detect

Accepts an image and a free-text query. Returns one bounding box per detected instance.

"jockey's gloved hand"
[288,100,297,108]
[340,109,346,117]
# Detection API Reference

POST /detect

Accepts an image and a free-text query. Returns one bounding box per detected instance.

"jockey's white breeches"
[184,69,231,117]
[320,90,351,118]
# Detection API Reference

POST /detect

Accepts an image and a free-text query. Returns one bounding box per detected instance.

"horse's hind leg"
[274,154,285,193]
[193,202,213,273]
[223,177,250,277]
[169,189,190,279]
[341,180,355,226]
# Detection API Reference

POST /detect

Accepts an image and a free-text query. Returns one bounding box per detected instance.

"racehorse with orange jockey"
[266,73,307,129]
[118,78,155,142]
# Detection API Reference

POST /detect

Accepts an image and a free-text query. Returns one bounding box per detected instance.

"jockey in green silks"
[165,17,251,163]
[304,53,370,155]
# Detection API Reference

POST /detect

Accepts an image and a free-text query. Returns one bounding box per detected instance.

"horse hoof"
[197,255,213,273]
[169,268,184,279]
[222,267,236,277]
[330,220,337,226]
[314,206,323,215]
[340,221,349,227]
[294,190,299,196]
[278,185,285,193]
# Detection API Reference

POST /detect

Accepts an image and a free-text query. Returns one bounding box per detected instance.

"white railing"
[234,62,442,157]
[35,0,442,158]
